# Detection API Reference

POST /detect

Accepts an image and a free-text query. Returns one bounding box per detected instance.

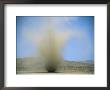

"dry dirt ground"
[16,58,94,74]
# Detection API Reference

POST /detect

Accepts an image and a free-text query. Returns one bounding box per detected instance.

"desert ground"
[16,57,94,74]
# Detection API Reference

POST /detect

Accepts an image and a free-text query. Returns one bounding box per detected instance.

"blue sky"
[16,16,94,61]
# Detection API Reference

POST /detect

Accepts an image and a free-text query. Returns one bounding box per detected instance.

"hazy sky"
[16,16,94,61]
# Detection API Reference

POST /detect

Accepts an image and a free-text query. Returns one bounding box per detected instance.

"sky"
[16,16,94,61]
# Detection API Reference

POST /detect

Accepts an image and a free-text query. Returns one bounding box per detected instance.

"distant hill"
[77,60,94,64]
